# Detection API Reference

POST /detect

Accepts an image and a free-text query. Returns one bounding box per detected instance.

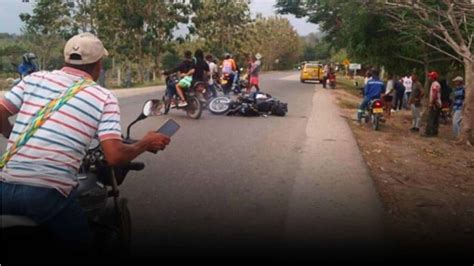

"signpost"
[342,59,350,77]
[349,63,362,78]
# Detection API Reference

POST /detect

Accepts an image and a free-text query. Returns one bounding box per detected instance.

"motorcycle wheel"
[96,198,131,257]
[209,96,231,115]
[373,115,380,131]
[364,113,370,123]
[186,96,202,119]
[163,95,171,115]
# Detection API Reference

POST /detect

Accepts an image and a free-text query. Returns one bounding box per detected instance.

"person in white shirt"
[402,74,413,109]
[205,54,218,98]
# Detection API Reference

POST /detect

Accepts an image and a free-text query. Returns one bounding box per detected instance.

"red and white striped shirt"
[0,67,122,197]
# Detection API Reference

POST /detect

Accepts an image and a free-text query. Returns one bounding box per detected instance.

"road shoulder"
[284,85,385,250]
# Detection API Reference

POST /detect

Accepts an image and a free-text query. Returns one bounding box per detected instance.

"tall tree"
[19,0,72,69]
[276,0,474,144]
[190,0,252,58]
[379,0,474,144]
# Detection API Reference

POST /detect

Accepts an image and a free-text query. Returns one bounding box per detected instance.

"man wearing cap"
[424,71,442,137]
[0,33,170,246]
[452,76,465,137]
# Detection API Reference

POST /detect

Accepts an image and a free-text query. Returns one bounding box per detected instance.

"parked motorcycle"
[362,99,385,131]
[2,100,163,261]
[162,73,203,119]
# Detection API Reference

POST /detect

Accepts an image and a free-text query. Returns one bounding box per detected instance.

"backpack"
[271,101,288,116]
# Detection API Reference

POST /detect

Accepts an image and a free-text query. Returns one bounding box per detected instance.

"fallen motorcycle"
[208,92,288,117]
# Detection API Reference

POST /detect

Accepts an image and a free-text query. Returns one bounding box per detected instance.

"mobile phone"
[156,119,180,137]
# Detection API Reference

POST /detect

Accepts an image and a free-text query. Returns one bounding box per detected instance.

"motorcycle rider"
[18,52,38,79]
[357,69,385,123]
[0,33,170,251]
[163,50,195,107]
[192,49,210,96]
[221,53,238,94]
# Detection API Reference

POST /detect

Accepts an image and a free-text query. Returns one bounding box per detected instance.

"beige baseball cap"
[64,32,108,65]
[452,76,464,82]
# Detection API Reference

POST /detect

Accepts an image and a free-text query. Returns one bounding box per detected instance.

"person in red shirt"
[424,71,442,137]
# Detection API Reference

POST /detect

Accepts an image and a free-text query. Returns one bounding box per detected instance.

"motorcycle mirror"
[126,100,163,139]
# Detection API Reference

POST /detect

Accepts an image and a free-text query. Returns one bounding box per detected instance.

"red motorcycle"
[328,73,336,89]
[362,99,384,131]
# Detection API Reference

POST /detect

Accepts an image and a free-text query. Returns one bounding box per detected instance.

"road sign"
[343,59,350,66]
[349,63,362,70]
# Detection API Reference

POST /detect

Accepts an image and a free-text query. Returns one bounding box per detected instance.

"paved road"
[114,71,386,259]
[1,71,386,260]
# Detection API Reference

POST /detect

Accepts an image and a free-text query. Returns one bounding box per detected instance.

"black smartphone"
[156,119,180,137]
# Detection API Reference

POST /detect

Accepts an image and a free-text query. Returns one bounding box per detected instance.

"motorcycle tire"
[186,96,202,119]
[364,114,370,123]
[373,115,380,131]
[95,198,131,257]
[209,96,231,115]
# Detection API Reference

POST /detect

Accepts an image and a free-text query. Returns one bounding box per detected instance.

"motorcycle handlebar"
[123,138,138,145]
[128,162,145,171]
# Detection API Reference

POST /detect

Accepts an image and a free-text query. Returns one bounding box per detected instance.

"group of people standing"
[382,71,466,138]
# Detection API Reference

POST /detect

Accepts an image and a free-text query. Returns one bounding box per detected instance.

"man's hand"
[0,105,13,139]
[142,131,171,153]
[101,132,171,166]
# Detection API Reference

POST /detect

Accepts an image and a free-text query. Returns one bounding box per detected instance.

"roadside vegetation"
[0,0,303,90]
[277,0,473,145]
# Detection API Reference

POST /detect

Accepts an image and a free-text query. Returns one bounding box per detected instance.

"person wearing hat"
[424,71,442,137]
[0,33,170,249]
[452,76,465,137]
[17,52,38,79]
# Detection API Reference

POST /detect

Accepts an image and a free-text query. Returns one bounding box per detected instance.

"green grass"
[337,75,364,96]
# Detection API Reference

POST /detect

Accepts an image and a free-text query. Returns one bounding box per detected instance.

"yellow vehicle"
[300,63,324,83]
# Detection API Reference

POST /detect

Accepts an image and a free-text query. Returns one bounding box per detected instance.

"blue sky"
[0,0,318,36]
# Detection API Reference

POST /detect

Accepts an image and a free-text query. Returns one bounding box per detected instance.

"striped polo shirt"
[0,67,122,197]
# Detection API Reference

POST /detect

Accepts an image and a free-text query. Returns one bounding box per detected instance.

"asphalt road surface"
[114,71,386,260]
[1,71,387,261]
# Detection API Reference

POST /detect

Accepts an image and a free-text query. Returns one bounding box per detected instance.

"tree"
[378,0,474,144]
[19,0,72,70]
[190,0,252,58]
[91,0,193,84]
[276,0,474,144]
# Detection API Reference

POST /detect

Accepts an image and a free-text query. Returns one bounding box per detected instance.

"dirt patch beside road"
[331,87,474,251]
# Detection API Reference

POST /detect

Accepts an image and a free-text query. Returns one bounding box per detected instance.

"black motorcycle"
[162,74,203,119]
[2,100,163,261]
[208,92,287,117]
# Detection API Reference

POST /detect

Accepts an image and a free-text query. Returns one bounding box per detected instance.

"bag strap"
[0,78,94,168]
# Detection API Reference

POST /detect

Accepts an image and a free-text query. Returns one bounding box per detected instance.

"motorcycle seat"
[1,215,37,228]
